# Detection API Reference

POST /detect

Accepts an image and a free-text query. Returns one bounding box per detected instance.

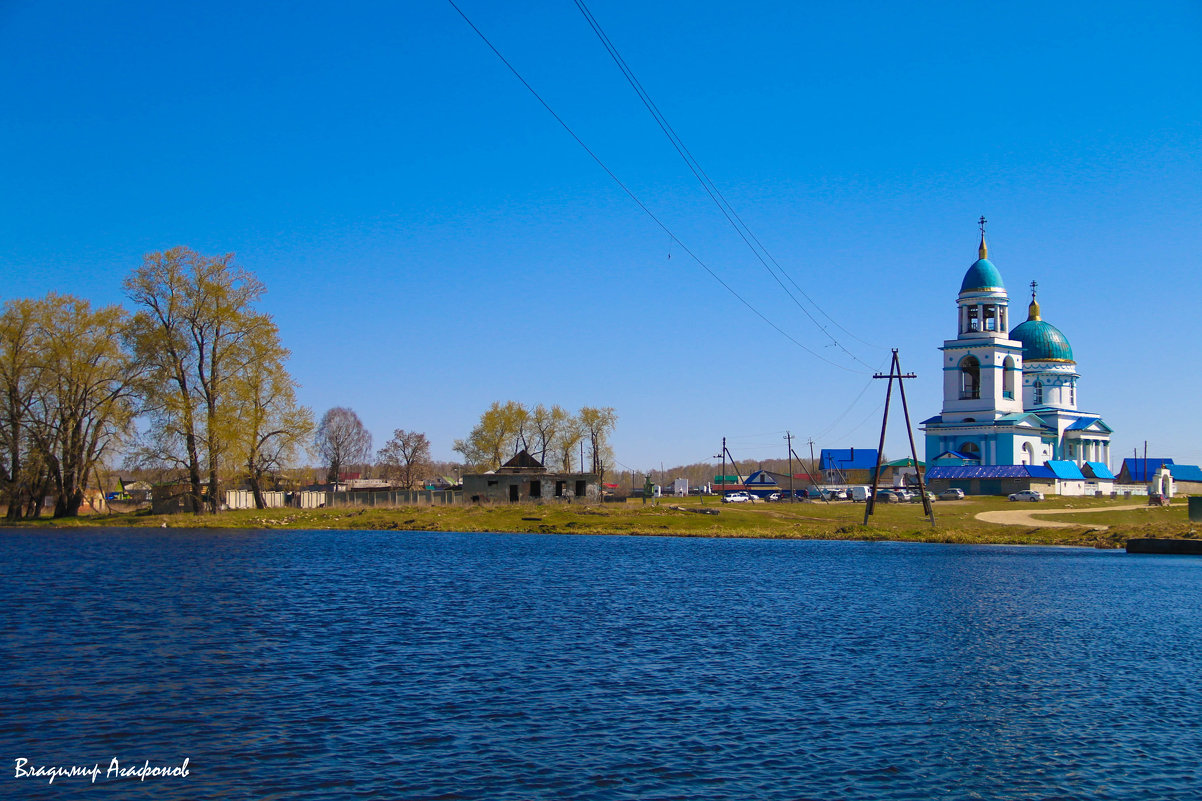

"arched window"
[1022,442,1035,465]
[1002,356,1016,399]
[960,356,980,400]
[1033,379,1043,405]
[959,442,980,462]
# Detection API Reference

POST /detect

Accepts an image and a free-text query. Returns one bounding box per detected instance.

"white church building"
[921,223,1113,493]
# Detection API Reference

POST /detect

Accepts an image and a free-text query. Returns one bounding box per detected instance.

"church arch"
[960,356,980,400]
[959,442,980,462]
[1002,356,1016,399]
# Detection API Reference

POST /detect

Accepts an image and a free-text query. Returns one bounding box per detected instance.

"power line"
[445,0,868,374]
[572,0,886,366]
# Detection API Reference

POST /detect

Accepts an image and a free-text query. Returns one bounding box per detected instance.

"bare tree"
[315,407,372,483]
[377,429,431,490]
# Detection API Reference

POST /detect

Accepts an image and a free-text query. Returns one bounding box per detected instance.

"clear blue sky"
[3,0,1200,472]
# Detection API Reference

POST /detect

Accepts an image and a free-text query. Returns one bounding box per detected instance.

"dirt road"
[975,503,1150,530]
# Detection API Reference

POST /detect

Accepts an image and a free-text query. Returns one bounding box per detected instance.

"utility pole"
[786,431,794,502]
[721,437,727,498]
[864,349,935,527]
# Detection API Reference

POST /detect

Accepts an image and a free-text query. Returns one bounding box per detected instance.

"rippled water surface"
[2,529,1201,799]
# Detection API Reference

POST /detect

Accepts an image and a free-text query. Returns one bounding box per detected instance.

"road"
[975,503,1151,530]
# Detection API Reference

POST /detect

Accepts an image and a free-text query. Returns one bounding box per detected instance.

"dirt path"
[975,503,1150,530]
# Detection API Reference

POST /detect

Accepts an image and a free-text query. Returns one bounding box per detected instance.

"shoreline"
[0,496,1192,549]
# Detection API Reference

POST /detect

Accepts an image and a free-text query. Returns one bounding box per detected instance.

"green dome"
[1010,318,1074,362]
[960,258,1004,293]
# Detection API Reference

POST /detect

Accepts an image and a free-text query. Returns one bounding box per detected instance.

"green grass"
[4,494,1196,548]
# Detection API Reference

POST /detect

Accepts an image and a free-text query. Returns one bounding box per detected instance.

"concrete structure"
[462,450,600,504]
[922,224,1113,483]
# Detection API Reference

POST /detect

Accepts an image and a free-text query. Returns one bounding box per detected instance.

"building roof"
[1046,460,1086,480]
[1009,295,1074,362]
[498,449,545,473]
[820,448,879,471]
[1120,457,1174,482]
[885,458,924,467]
[1083,461,1115,480]
[928,465,1038,479]
[745,470,779,486]
[1066,417,1112,433]
[960,258,1005,293]
[1169,464,1202,482]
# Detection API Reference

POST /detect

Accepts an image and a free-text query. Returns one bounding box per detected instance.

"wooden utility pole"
[864,349,935,527]
[785,431,794,502]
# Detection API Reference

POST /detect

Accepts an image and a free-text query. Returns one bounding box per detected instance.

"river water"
[1,528,1199,799]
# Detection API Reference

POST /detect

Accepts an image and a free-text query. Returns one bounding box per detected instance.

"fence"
[298,489,460,509]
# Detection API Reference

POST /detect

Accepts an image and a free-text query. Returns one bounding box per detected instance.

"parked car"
[722,491,752,503]
[849,486,871,502]
[892,488,914,502]
[938,488,965,501]
[1009,489,1044,502]
[767,492,781,502]
[875,489,899,503]
[826,488,848,501]
[910,490,937,503]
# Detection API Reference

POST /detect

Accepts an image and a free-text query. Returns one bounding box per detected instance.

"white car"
[1009,489,1044,502]
[722,491,751,503]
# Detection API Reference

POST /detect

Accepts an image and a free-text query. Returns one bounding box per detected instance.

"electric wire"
[446,0,867,374]
[572,0,887,364]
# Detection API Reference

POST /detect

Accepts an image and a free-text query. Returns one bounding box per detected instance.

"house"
[462,450,600,504]
[820,448,879,484]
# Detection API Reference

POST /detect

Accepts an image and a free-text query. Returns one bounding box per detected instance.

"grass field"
[5,494,1197,548]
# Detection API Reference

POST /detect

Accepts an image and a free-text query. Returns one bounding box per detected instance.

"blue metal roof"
[820,448,879,470]
[1046,460,1085,480]
[1083,461,1115,479]
[745,470,779,486]
[1120,458,1173,482]
[1169,464,1202,482]
[928,465,1037,480]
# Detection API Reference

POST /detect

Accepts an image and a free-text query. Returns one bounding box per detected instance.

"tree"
[452,400,528,470]
[315,407,372,482]
[552,413,585,473]
[579,406,617,479]
[230,320,314,508]
[529,404,568,467]
[26,295,139,517]
[0,299,44,519]
[377,429,431,490]
[125,247,269,513]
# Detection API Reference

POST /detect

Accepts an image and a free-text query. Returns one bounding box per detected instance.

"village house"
[462,450,600,504]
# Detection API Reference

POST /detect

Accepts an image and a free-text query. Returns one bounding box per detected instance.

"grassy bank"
[4,495,1196,548]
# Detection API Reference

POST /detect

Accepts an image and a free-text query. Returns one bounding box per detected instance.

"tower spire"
[978,215,988,259]
[1028,280,1041,320]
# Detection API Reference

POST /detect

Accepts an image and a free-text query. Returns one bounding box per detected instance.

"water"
[2,529,1200,799]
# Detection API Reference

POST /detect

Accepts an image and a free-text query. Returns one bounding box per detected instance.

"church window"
[967,306,979,331]
[1070,380,1075,405]
[959,442,980,461]
[984,305,997,331]
[1033,379,1043,404]
[1002,356,1016,399]
[960,356,980,400]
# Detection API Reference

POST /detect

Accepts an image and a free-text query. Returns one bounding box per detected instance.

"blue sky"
[3,0,1200,472]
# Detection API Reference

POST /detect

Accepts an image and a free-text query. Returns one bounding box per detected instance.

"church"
[921,221,1113,485]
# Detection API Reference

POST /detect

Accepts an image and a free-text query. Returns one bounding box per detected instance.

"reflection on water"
[2,529,1200,799]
